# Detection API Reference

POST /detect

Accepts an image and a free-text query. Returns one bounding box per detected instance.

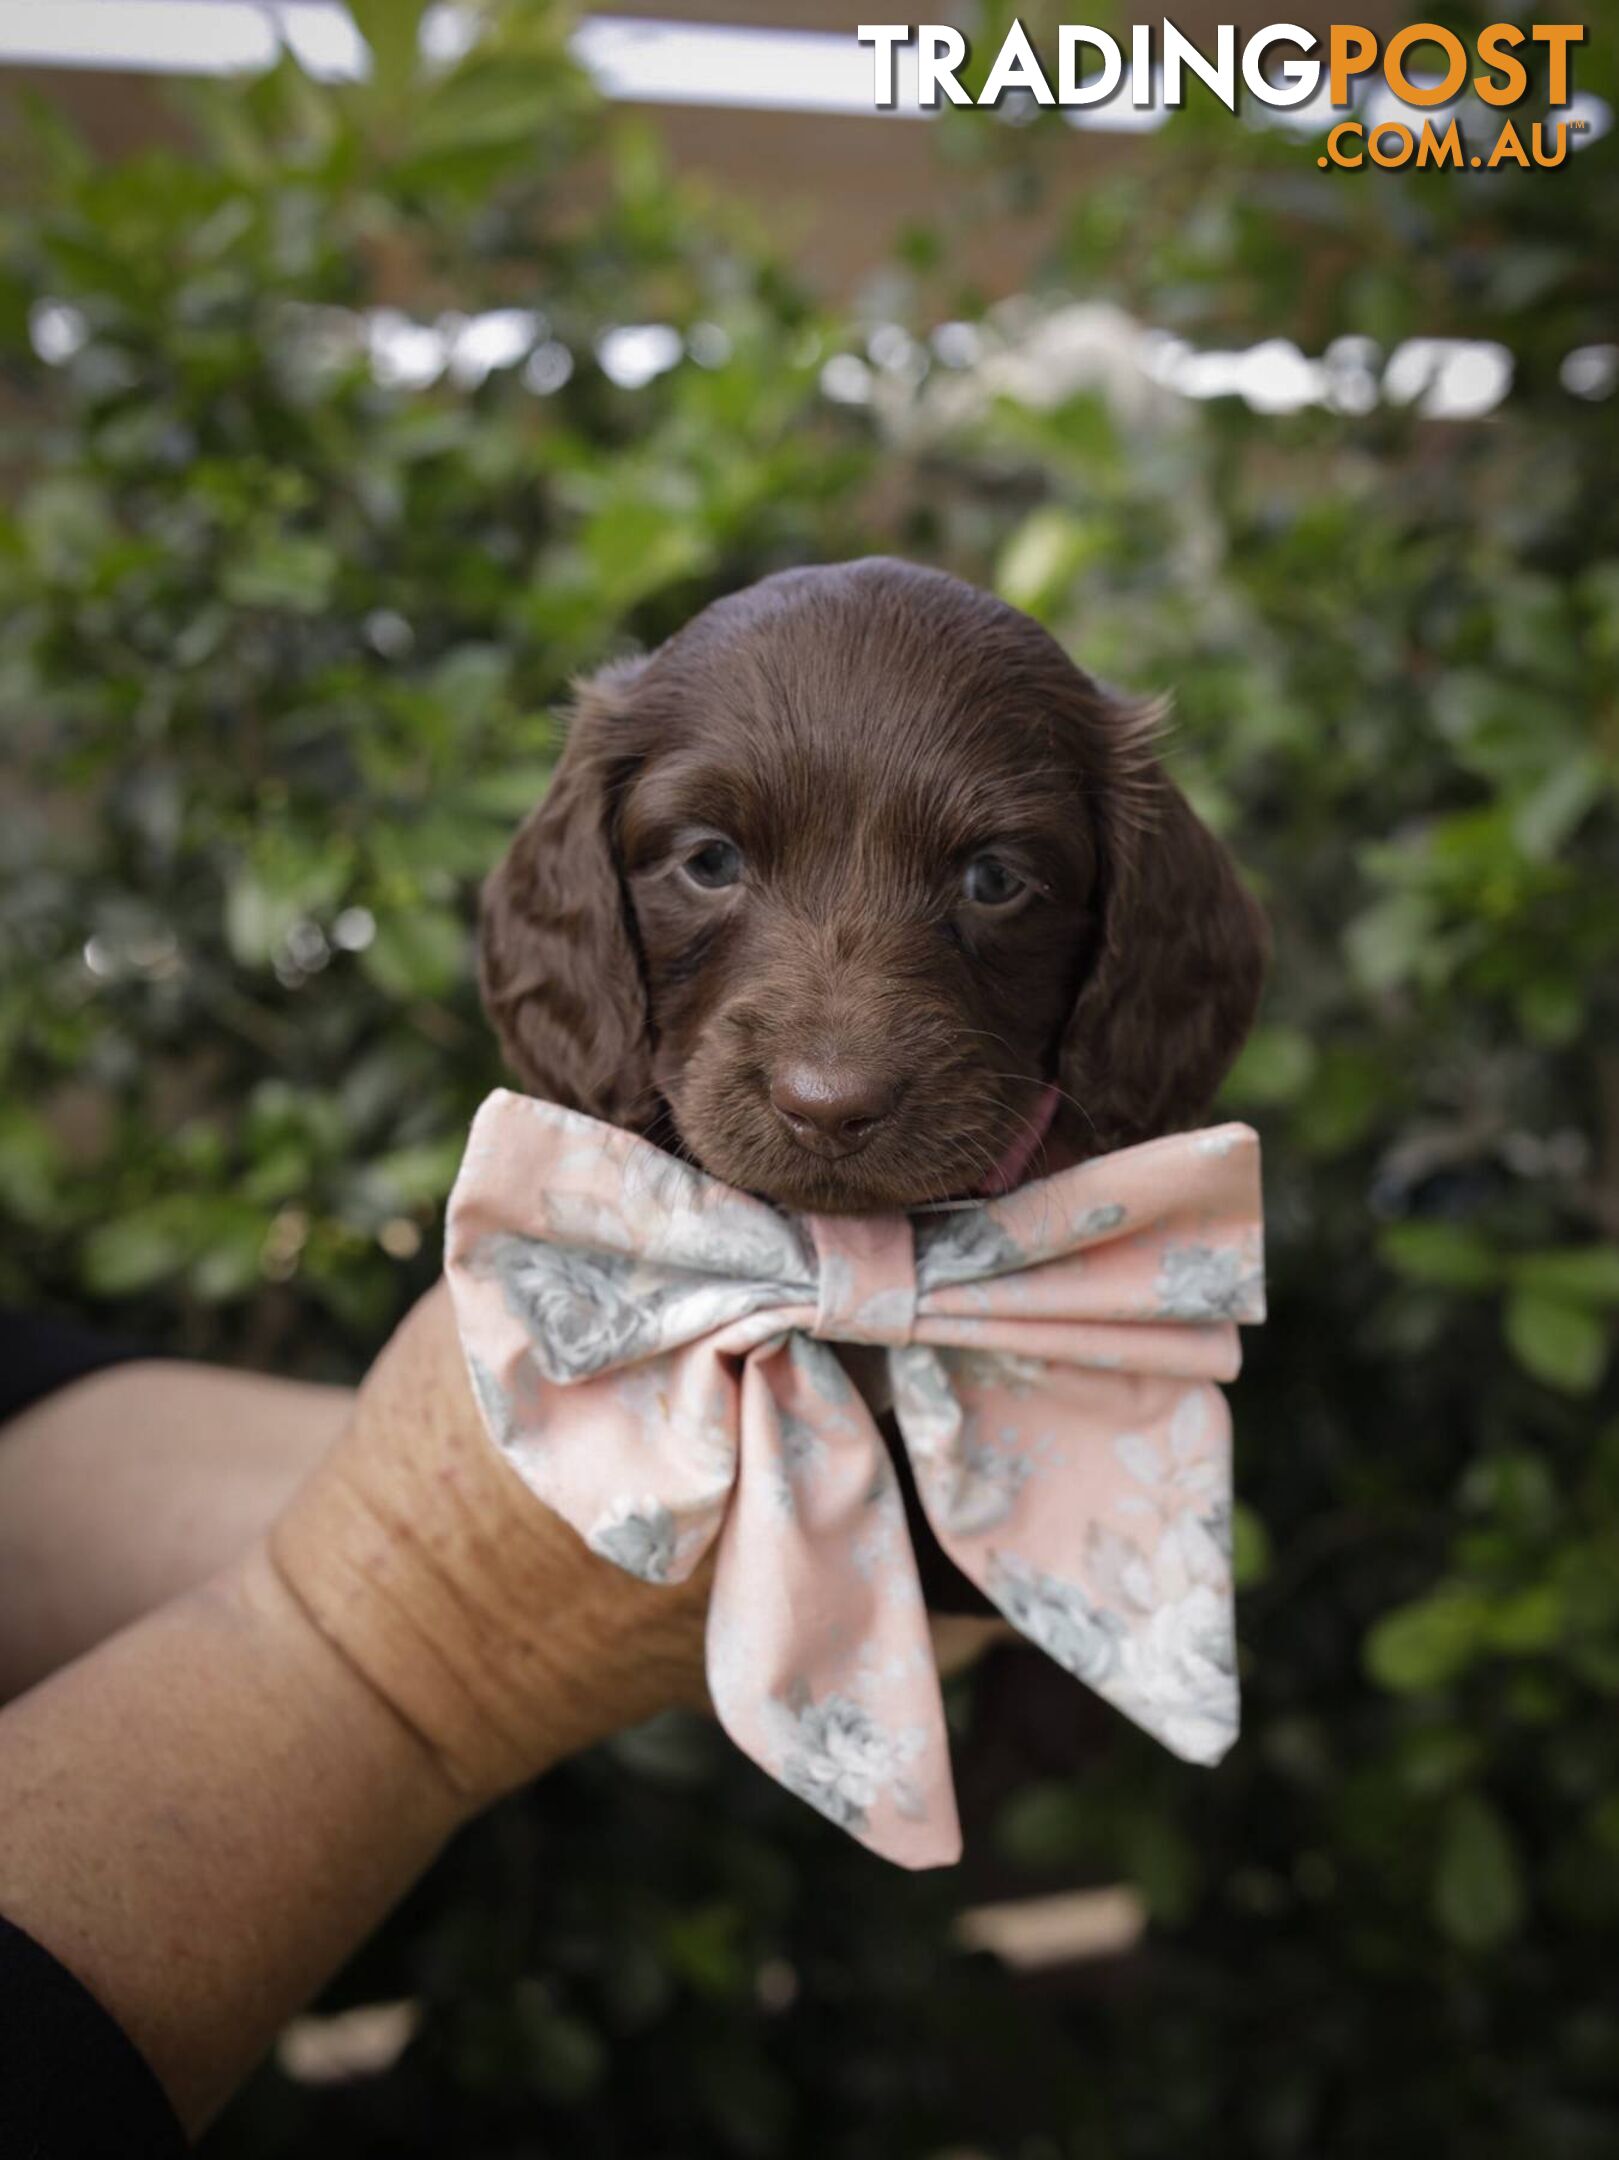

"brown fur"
[481,558,1267,1215]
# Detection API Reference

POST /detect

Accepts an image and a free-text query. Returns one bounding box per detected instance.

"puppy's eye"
[681,838,744,891]
[961,854,1029,910]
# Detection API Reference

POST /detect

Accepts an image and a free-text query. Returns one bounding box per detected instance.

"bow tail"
[705,1333,962,1869]
[890,1346,1241,1769]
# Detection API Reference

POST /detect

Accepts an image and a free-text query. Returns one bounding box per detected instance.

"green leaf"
[19,476,115,579]
[1483,1583,1564,1655]
[402,808,515,878]
[995,1780,1091,1870]
[361,905,467,1000]
[427,641,512,719]
[455,761,558,819]
[348,1135,464,1216]
[995,508,1095,618]
[241,1140,314,1207]
[1345,892,1438,994]
[189,1222,268,1303]
[1123,1813,1200,1925]
[1461,1449,1559,1533]
[1365,1587,1485,1693]
[0,263,30,356]
[409,54,576,160]
[221,535,339,613]
[82,1201,200,1295]
[225,850,349,968]
[1516,976,1584,1046]
[1222,1023,1317,1108]
[576,492,713,613]
[1504,1289,1610,1396]
[1434,1793,1525,1950]
[1293,1047,1386,1157]
[1511,1247,1619,1308]
[0,1106,63,1224]
[1379,1222,1500,1293]
[1510,755,1604,861]
[1231,1501,1272,1587]
[522,2003,608,2106]
[349,0,425,96]
[1396,1726,1482,1796]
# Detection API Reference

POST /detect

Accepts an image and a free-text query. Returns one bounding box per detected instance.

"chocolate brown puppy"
[481,556,1266,1216]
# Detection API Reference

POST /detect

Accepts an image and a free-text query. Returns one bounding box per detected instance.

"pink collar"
[976,1079,1061,1197]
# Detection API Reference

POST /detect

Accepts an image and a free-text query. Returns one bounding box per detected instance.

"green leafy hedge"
[2,3,1617,2152]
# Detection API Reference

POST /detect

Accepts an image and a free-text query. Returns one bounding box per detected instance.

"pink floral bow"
[445,1089,1264,1868]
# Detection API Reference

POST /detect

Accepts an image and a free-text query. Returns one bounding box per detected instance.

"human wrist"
[264,1283,711,1807]
[216,1539,475,1838]
[263,1389,579,1808]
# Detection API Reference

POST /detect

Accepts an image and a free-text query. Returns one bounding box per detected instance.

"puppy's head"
[481,559,1266,1213]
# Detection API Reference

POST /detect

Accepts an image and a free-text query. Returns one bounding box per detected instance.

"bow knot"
[446,1091,1264,1869]
[808,1213,917,1345]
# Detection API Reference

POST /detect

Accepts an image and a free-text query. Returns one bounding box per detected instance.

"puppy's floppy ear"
[478,659,656,1127]
[1058,699,1268,1152]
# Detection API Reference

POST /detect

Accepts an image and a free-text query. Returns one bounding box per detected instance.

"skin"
[0,1295,1004,2128]
[0,1362,345,1702]
[0,1285,712,2132]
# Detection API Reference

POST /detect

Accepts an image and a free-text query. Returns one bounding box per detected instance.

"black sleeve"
[0,1914,186,2158]
[0,1306,149,1431]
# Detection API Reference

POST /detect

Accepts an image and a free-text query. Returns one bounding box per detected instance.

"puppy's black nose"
[770,1063,896,1156]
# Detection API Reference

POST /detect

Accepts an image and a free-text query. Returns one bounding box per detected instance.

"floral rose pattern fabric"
[446,1090,1264,1869]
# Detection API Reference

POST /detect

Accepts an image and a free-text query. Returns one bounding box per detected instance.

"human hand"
[268,1280,713,1811]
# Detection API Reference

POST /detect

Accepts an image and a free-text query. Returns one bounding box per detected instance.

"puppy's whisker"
[929,1128,1005,1200]
[977,1069,1102,1150]
[1042,1081,1102,1147]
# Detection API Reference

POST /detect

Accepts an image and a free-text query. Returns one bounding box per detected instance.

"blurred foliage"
[3,1,1618,2154]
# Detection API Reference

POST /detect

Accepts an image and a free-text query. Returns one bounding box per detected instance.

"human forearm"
[0,1539,467,2131]
[0,1283,711,2131]
[0,1364,348,1701]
